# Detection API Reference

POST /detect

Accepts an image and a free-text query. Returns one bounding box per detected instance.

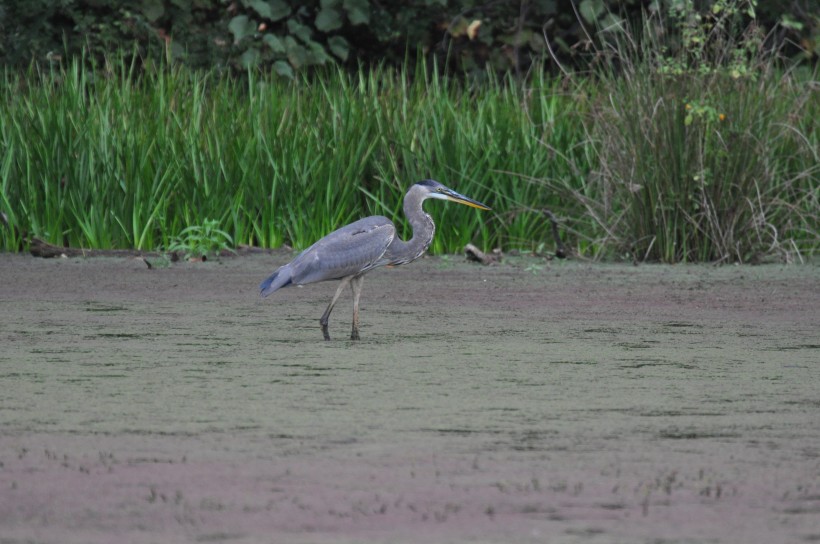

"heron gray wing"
[287,216,396,285]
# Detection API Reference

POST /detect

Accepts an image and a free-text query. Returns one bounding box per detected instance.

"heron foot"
[320,320,331,341]
[350,329,360,341]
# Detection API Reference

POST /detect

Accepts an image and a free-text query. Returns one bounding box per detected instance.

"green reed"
[0,56,584,254]
[1,48,814,263]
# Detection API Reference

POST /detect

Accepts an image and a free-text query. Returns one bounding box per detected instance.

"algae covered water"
[1,254,818,543]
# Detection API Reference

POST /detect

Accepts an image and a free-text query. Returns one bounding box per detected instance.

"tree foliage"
[0,0,816,75]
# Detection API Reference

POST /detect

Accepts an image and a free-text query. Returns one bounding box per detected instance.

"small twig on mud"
[542,209,568,259]
[464,243,501,265]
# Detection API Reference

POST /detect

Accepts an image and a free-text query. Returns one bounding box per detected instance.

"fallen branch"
[542,209,568,259]
[28,238,156,259]
[464,244,502,265]
[27,238,283,260]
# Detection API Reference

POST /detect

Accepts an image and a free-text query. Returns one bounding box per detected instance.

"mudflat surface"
[0,253,818,544]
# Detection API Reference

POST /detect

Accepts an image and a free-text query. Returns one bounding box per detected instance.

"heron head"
[417,179,491,211]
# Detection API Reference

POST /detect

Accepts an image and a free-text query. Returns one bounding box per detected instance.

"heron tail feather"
[259,267,292,297]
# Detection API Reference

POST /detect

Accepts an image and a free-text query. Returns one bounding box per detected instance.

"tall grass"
[550,5,819,263]
[1,30,815,263]
[0,56,585,254]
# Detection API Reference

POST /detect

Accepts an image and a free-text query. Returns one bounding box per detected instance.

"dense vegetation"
[0,60,579,255]
[0,1,817,263]
[1,0,816,76]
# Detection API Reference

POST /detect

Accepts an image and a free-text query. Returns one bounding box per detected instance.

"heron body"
[259,179,490,340]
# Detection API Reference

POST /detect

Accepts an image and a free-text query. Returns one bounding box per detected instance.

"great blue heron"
[259,179,491,340]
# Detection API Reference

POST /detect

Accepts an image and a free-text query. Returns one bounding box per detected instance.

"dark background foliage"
[1,0,816,75]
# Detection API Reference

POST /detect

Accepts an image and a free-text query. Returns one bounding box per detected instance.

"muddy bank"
[0,253,818,543]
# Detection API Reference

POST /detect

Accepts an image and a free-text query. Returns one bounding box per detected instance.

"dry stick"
[541,209,568,259]
[28,238,157,259]
[542,24,572,79]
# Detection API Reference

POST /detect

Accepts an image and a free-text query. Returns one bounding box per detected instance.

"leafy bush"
[1,0,815,76]
[224,0,363,75]
[167,219,234,259]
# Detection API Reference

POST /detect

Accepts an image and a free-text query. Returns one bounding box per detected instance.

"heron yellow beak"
[442,189,491,211]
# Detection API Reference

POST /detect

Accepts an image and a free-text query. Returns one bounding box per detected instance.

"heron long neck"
[386,187,435,265]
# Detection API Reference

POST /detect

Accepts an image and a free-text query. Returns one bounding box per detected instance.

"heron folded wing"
[288,217,396,285]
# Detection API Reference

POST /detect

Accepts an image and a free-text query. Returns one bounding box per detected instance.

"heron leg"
[320,276,352,341]
[350,275,364,340]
